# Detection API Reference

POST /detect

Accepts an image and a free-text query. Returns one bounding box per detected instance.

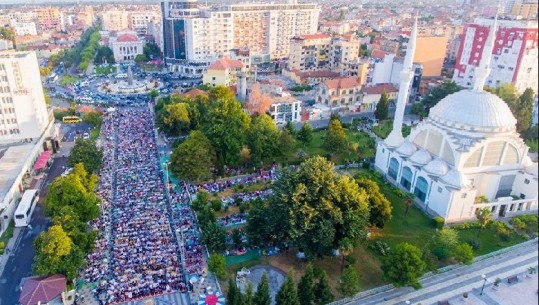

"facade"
[129,11,161,36]
[109,33,144,62]
[509,0,538,20]
[12,22,38,36]
[376,18,538,223]
[268,95,302,124]
[414,36,448,77]
[101,10,130,32]
[0,51,51,144]
[360,83,399,112]
[35,8,61,31]
[162,0,319,73]
[372,54,422,97]
[316,77,362,111]
[202,57,244,87]
[452,18,538,93]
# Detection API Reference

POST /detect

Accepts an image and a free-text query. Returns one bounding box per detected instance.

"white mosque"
[375,17,538,223]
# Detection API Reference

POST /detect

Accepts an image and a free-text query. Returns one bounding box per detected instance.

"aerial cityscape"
[0,0,537,305]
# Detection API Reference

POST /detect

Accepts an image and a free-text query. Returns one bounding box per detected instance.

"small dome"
[429,90,517,133]
[396,140,417,156]
[440,169,471,189]
[410,149,432,165]
[525,163,538,177]
[424,159,449,176]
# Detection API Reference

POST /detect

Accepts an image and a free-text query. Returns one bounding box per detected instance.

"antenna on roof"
[472,13,498,91]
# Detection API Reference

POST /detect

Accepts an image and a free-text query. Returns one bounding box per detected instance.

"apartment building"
[11,22,38,36]
[162,0,319,74]
[0,51,51,143]
[202,57,245,87]
[453,18,538,93]
[268,95,302,124]
[102,10,129,31]
[35,8,61,31]
[509,0,538,20]
[316,77,362,111]
[129,11,161,36]
[360,83,398,112]
[288,33,360,74]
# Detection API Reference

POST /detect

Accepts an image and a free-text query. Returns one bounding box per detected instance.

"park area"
[216,167,536,298]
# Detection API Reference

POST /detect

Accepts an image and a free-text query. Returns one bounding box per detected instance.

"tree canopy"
[265,156,370,258]
[297,122,314,146]
[381,242,426,289]
[170,130,216,182]
[339,266,361,297]
[68,138,103,173]
[323,118,350,155]
[356,177,392,228]
[247,114,280,165]
[375,91,390,121]
[276,273,300,305]
[422,81,460,111]
[254,273,271,305]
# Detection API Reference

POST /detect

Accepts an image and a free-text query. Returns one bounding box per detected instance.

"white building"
[268,95,301,125]
[109,32,144,62]
[162,0,319,74]
[453,18,538,93]
[129,11,161,36]
[0,51,51,144]
[376,18,538,223]
[11,22,38,36]
[101,10,129,32]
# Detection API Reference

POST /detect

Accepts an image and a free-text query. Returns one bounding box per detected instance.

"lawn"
[95,66,117,75]
[455,226,527,256]
[372,120,411,139]
[0,221,14,254]
[59,74,81,86]
[90,127,100,140]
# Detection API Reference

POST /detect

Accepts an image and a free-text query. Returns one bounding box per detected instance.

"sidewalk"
[0,227,23,277]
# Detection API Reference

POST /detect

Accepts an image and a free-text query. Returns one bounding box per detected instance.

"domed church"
[375,17,538,223]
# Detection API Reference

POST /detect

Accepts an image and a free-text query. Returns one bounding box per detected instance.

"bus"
[62,116,82,123]
[14,189,39,227]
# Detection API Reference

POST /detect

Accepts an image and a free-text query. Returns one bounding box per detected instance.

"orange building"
[414,36,448,77]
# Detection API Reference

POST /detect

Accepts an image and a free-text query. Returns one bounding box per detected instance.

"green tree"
[323,118,350,154]
[276,273,300,305]
[314,271,334,305]
[435,228,459,250]
[163,103,191,134]
[339,266,360,297]
[203,95,250,170]
[143,42,162,59]
[82,111,103,127]
[150,88,159,100]
[475,208,492,236]
[297,122,314,146]
[0,27,15,46]
[232,228,243,248]
[94,46,115,64]
[278,129,296,161]
[411,102,426,119]
[515,88,535,133]
[453,243,474,265]
[374,91,390,121]
[254,272,271,305]
[68,138,103,173]
[202,222,226,253]
[170,130,216,182]
[227,279,242,305]
[297,264,315,305]
[381,242,426,289]
[247,114,280,165]
[356,178,392,228]
[422,81,460,110]
[245,199,274,246]
[208,253,227,280]
[242,283,255,305]
[135,54,148,64]
[33,225,73,277]
[270,156,369,258]
[43,88,52,105]
[284,121,296,136]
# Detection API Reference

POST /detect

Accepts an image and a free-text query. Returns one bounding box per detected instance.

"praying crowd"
[186,167,278,194]
[82,108,187,304]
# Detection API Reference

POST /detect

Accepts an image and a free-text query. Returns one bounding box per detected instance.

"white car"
[83,132,90,139]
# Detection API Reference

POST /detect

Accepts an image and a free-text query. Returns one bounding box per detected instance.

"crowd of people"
[186,167,278,194]
[83,108,187,304]
[217,213,249,228]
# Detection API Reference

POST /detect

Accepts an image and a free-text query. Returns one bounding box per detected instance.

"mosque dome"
[424,159,449,176]
[429,90,517,133]
[440,169,471,189]
[396,140,417,156]
[410,149,432,165]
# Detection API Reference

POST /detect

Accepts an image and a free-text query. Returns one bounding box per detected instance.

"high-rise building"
[453,18,538,93]
[509,0,538,20]
[0,51,51,144]
[128,11,161,36]
[35,8,61,31]
[101,10,130,32]
[162,0,319,73]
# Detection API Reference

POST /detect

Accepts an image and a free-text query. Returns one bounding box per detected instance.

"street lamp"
[480,274,488,295]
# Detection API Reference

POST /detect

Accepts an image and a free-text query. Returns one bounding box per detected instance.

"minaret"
[472,16,498,91]
[384,17,418,147]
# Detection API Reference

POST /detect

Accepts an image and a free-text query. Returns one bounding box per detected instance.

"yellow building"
[510,1,538,20]
[202,57,245,87]
[414,36,448,77]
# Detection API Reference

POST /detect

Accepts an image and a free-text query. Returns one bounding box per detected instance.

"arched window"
[502,144,519,165]
[464,147,483,168]
[414,176,429,202]
[388,158,399,180]
[482,141,505,166]
[400,166,413,191]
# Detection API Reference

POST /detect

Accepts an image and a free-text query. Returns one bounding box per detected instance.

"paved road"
[343,239,538,305]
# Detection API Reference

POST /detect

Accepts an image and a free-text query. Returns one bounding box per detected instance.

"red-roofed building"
[316,77,363,111]
[109,31,144,62]
[181,88,209,99]
[202,57,245,87]
[360,83,398,111]
[371,49,386,60]
[19,274,66,305]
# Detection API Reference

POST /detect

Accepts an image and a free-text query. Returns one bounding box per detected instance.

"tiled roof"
[19,274,66,305]
[295,33,332,40]
[294,70,341,78]
[361,83,398,94]
[323,77,360,90]
[182,88,209,98]
[116,33,138,42]
[371,49,386,59]
[207,57,244,70]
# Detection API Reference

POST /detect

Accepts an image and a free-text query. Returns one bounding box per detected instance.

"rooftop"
[0,143,35,205]
[116,33,139,43]
[323,77,360,90]
[207,57,244,70]
[361,83,398,95]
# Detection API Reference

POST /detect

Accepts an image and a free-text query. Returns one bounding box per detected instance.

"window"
[400,167,413,191]
[520,194,526,199]
[414,176,428,202]
[388,158,399,180]
[491,206,497,213]
[524,178,530,184]
[438,187,443,193]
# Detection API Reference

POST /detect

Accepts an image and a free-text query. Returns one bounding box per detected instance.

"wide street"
[343,239,538,305]
[0,128,75,305]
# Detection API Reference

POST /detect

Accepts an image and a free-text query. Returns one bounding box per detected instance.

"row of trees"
[226,266,337,305]
[48,26,101,72]
[34,163,101,280]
